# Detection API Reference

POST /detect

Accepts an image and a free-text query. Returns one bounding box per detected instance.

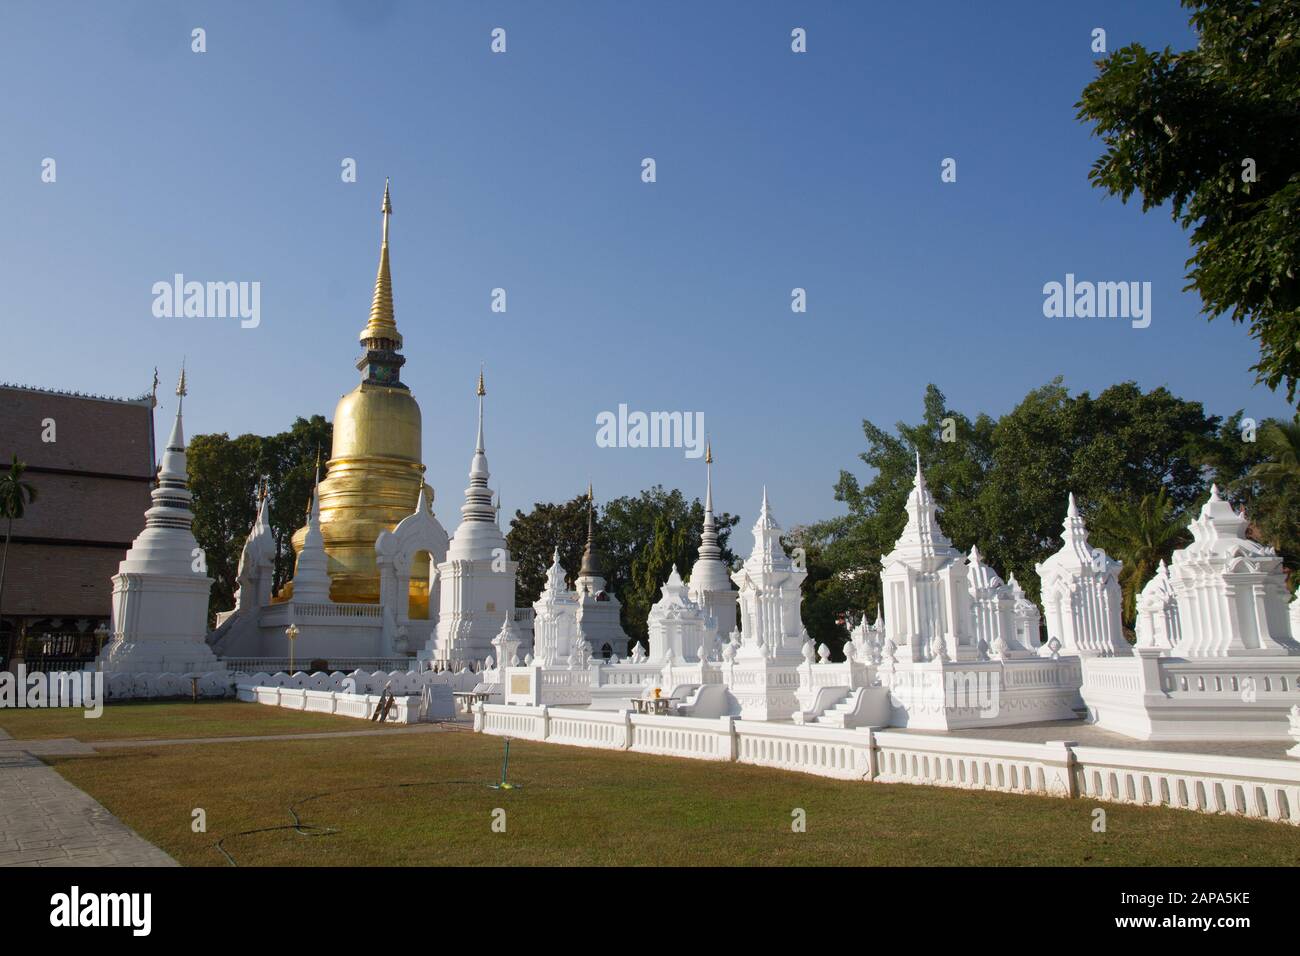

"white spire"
[697,440,721,564]
[743,485,790,572]
[290,458,332,603]
[892,454,951,558]
[460,368,495,525]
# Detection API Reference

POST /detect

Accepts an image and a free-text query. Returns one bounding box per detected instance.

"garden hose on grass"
[213,778,486,866]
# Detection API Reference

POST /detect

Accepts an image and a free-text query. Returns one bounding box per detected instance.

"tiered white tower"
[1035,494,1129,658]
[431,371,519,667]
[876,458,1082,730]
[966,546,1035,658]
[879,456,977,663]
[1169,485,1295,657]
[233,486,275,613]
[1134,560,1181,650]
[687,441,738,646]
[731,488,807,663]
[1006,573,1042,653]
[725,488,806,720]
[289,460,333,603]
[573,487,630,658]
[1081,487,1300,740]
[532,549,581,666]
[99,370,222,674]
[647,565,710,663]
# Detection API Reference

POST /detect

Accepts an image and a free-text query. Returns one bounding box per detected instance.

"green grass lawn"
[44,720,1300,866]
[0,699,402,741]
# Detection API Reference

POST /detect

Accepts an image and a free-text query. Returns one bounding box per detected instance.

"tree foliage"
[1077,0,1300,401]
[801,381,1298,652]
[507,485,738,647]
[188,416,331,620]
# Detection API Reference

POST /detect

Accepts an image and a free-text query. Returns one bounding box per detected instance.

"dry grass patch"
[46,726,1300,867]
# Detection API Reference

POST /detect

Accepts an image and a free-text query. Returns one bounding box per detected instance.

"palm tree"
[1246,418,1300,590]
[1090,488,1191,627]
[1248,419,1300,489]
[0,455,38,667]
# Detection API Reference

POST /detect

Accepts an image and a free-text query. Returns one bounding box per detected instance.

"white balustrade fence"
[472,703,1300,826]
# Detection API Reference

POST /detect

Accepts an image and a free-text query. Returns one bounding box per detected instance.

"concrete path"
[0,728,176,867]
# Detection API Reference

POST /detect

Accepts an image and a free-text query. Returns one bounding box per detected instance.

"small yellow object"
[654,687,661,699]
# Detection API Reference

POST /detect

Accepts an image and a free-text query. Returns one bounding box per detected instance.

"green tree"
[0,455,38,665]
[188,416,331,621]
[980,380,1221,604]
[802,385,994,647]
[1077,0,1300,400]
[601,485,738,646]
[506,494,590,609]
[1243,418,1300,588]
[1089,488,1192,627]
[506,486,738,647]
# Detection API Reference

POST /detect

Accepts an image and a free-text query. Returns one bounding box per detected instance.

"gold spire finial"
[176,362,187,398]
[705,439,712,465]
[477,365,485,397]
[360,180,401,347]
[587,482,593,502]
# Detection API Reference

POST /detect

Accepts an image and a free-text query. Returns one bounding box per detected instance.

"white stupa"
[687,440,738,645]
[647,564,710,663]
[879,455,977,663]
[1169,485,1296,657]
[731,487,807,663]
[431,370,519,667]
[573,486,631,658]
[532,548,581,666]
[289,457,333,603]
[99,368,223,673]
[1036,493,1129,658]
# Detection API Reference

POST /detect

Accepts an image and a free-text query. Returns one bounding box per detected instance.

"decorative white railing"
[237,684,426,724]
[472,704,1300,826]
[1070,745,1300,823]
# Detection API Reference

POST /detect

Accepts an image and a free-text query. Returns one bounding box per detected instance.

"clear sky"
[1,1,1292,540]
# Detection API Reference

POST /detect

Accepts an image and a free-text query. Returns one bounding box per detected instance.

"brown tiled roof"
[0,385,154,477]
[1,541,125,618]
[9,472,150,544]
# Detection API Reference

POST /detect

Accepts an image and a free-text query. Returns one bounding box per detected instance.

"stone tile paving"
[0,747,177,867]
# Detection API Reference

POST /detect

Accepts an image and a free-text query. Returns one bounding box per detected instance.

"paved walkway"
[0,728,176,867]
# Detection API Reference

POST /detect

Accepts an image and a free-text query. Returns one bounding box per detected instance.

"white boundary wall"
[236,683,428,724]
[473,703,1300,826]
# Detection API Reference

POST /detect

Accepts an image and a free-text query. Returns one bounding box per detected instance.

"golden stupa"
[289,180,429,609]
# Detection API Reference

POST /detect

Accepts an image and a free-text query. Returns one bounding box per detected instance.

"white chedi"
[731,488,807,662]
[531,548,582,666]
[289,462,332,603]
[1167,485,1296,658]
[233,487,275,611]
[647,564,710,663]
[432,372,518,666]
[966,546,1034,659]
[1035,493,1129,658]
[1134,559,1180,651]
[1006,573,1042,654]
[880,456,978,663]
[687,441,738,643]
[100,370,223,674]
[490,614,523,669]
[572,490,630,658]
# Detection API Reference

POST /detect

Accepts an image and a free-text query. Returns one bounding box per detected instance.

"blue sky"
[1,1,1292,540]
